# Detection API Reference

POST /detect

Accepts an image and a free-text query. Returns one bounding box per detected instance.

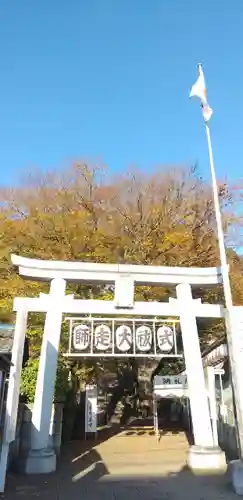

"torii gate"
[0,255,227,491]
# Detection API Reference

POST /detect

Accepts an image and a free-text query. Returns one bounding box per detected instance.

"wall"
[8,403,63,470]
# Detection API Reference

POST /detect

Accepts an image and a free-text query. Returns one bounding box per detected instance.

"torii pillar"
[174,283,226,473]
[22,278,66,474]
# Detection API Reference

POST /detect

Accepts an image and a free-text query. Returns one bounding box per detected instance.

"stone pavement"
[2,424,238,499]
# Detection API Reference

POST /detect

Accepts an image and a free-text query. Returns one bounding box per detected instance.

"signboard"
[157,326,174,353]
[70,317,180,358]
[153,375,188,398]
[135,325,152,352]
[115,325,133,352]
[94,324,111,351]
[85,385,97,434]
[73,324,90,351]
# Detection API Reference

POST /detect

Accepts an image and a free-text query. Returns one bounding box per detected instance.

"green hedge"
[20,357,70,404]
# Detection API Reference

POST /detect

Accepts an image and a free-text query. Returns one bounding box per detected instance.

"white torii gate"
[0,255,228,491]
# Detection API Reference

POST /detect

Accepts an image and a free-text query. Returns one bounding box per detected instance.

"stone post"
[205,365,219,447]
[23,278,66,474]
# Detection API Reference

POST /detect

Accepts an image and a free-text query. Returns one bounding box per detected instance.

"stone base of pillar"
[187,445,227,475]
[16,448,56,475]
[228,459,243,495]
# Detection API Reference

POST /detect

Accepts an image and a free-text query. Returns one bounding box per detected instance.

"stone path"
[2,424,238,499]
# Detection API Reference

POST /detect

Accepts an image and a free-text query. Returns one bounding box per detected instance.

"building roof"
[180,335,228,375]
[180,336,227,371]
[202,335,226,357]
[201,335,227,367]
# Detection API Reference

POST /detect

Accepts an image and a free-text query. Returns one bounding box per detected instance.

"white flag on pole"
[190,64,213,122]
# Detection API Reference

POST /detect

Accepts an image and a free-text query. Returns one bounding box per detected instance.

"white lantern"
[116,325,133,352]
[94,324,111,351]
[73,324,90,351]
[157,325,174,353]
[135,325,152,352]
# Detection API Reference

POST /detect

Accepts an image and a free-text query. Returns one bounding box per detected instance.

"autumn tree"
[1,161,243,383]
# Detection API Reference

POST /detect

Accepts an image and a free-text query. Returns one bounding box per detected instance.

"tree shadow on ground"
[6,416,194,493]
[5,419,230,500]
[4,460,236,500]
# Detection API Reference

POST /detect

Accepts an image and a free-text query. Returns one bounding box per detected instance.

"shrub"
[20,357,70,404]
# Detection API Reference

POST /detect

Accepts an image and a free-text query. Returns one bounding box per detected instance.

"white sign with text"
[85,385,97,434]
[71,318,178,357]
[153,375,188,398]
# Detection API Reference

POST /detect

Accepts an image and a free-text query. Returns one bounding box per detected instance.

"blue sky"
[0,0,243,186]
